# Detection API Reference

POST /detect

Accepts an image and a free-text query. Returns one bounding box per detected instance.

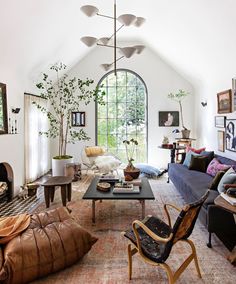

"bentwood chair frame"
[122,190,209,284]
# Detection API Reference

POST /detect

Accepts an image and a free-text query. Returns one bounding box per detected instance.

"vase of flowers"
[123,138,140,179]
[167,89,190,138]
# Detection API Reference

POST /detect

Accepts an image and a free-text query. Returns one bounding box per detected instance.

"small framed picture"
[71,111,85,127]
[217,130,225,152]
[225,119,236,152]
[158,111,179,127]
[215,116,226,128]
[217,89,232,114]
[232,77,236,111]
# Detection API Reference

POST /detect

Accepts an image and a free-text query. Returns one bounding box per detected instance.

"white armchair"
[81,146,121,175]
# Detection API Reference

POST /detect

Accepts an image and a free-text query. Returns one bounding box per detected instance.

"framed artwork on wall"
[215,116,226,128]
[217,89,232,114]
[217,130,225,152]
[71,111,85,127]
[232,77,236,111]
[225,119,236,152]
[158,111,179,127]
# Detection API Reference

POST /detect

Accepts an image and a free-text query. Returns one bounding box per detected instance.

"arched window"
[96,69,148,163]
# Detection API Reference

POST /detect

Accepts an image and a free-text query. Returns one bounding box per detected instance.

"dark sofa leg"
[207,232,212,248]
[167,176,169,183]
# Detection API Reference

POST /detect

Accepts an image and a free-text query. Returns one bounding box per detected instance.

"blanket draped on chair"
[0,214,30,244]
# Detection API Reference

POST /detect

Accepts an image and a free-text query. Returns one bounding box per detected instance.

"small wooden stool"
[41,176,73,208]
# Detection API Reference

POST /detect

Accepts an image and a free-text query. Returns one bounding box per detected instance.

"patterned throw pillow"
[186,146,206,154]
[183,151,200,167]
[206,158,230,177]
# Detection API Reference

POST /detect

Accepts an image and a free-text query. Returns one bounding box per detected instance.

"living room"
[0,0,236,283]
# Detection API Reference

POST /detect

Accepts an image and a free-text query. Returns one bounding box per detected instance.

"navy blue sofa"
[168,154,236,250]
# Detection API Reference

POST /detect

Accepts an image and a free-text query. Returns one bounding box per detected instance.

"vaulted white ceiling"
[1,0,236,89]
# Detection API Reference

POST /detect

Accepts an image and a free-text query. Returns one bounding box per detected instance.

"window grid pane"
[97,70,147,163]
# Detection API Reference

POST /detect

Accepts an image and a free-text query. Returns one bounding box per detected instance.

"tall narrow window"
[97,69,147,163]
[24,94,50,182]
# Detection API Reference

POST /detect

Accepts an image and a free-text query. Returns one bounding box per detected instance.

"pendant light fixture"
[80,0,145,75]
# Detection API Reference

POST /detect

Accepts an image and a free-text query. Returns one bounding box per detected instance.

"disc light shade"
[119,47,136,58]
[80,5,99,17]
[134,45,145,54]
[99,37,110,45]
[134,17,146,27]
[100,64,112,71]
[81,36,97,47]
[117,14,136,26]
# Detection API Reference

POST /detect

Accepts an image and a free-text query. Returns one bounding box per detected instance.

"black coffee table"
[83,176,155,223]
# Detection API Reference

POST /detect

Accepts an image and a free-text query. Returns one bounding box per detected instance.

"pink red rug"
[32,176,236,283]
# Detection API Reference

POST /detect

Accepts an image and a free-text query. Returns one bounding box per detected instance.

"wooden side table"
[41,176,73,208]
[175,138,196,162]
[214,195,236,265]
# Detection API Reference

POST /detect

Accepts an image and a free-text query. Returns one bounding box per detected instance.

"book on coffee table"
[99,175,120,183]
[113,184,140,194]
[221,192,236,206]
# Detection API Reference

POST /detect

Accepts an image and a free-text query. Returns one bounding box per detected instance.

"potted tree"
[123,138,140,180]
[33,62,105,176]
[167,89,190,138]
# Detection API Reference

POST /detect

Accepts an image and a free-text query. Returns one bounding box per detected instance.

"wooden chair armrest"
[224,184,236,190]
[132,220,172,252]
[163,203,181,227]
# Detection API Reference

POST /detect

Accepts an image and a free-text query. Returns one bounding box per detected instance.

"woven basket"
[97,182,111,192]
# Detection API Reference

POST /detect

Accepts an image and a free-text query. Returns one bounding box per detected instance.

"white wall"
[55,43,194,168]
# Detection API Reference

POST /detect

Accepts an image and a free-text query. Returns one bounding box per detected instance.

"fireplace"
[0,162,14,202]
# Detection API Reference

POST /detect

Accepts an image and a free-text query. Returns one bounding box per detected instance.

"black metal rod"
[114,0,117,76]
[96,13,115,20]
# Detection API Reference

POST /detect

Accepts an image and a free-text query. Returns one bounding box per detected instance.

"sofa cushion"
[206,158,230,177]
[186,146,206,154]
[183,151,200,167]
[189,155,208,172]
[217,167,236,193]
[0,207,98,284]
[200,151,215,167]
[208,171,225,190]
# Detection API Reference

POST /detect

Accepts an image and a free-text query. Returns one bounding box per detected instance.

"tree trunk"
[179,101,186,129]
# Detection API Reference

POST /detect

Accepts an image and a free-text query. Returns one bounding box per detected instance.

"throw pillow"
[186,146,206,154]
[85,146,105,157]
[189,155,208,172]
[206,158,230,177]
[200,151,214,167]
[208,171,225,190]
[217,167,236,193]
[136,164,161,178]
[183,151,200,167]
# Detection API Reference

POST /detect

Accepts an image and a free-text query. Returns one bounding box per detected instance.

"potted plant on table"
[167,89,190,138]
[123,138,140,180]
[33,62,105,176]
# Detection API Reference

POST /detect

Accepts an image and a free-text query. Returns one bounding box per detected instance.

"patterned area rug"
[28,175,236,283]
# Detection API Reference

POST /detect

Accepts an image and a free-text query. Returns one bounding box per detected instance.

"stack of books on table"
[99,175,120,183]
[113,183,140,194]
[221,192,236,206]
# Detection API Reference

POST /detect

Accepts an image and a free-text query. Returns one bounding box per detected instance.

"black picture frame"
[0,83,8,134]
[215,116,226,128]
[225,119,236,152]
[71,111,85,127]
[159,111,179,127]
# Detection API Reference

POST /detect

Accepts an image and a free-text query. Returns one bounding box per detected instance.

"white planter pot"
[52,157,73,176]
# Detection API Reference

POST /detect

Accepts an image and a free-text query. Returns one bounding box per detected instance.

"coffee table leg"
[92,200,96,223]
[141,200,145,219]
[61,185,67,206]
[44,186,50,208]
[67,182,72,201]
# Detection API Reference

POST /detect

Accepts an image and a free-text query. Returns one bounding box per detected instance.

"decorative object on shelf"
[215,116,226,128]
[158,111,179,127]
[225,119,236,152]
[232,77,236,111]
[80,0,145,75]
[71,111,85,127]
[33,62,105,176]
[217,130,225,152]
[0,83,8,134]
[162,136,169,146]
[123,138,140,179]
[97,182,111,192]
[167,89,190,138]
[10,107,21,134]
[217,89,232,114]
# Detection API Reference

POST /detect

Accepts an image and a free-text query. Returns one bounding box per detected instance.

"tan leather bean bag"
[0,207,97,284]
